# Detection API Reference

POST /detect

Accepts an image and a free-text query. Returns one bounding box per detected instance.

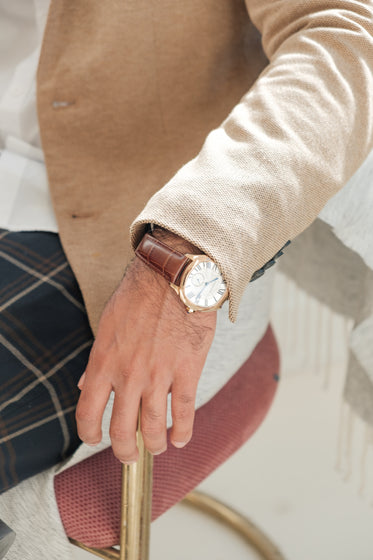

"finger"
[109,386,142,464]
[141,387,168,455]
[170,378,197,449]
[75,372,112,446]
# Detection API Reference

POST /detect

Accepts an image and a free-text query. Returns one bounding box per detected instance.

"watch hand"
[205,277,219,286]
[196,278,219,303]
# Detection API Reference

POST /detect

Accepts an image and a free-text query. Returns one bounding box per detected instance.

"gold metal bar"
[123,454,141,559]
[71,413,285,560]
[139,440,153,560]
[70,405,153,560]
[182,490,286,560]
[120,404,153,560]
[120,462,129,560]
[68,538,120,559]
[71,487,286,560]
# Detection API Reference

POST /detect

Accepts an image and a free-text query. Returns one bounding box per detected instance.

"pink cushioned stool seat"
[54,324,279,548]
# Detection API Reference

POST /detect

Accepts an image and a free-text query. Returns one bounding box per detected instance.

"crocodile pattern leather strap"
[135,233,191,285]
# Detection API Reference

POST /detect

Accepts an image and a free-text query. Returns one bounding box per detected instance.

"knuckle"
[75,407,97,425]
[143,407,163,423]
[118,368,132,382]
[141,402,166,439]
[172,408,191,423]
[109,426,133,442]
[176,392,194,406]
[141,425,164,440]
[110,371,132,392]
[172,394,194,423]
[117,361,143,385]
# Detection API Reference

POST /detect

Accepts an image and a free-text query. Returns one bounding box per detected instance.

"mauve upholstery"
[54,325,279,548]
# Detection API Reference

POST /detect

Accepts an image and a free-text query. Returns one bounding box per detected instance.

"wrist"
[135,230,228,313]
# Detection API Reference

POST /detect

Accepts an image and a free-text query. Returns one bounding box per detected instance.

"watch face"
[183,259,227,309]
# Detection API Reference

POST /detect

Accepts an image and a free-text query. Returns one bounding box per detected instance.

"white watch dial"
[184,260,227,309]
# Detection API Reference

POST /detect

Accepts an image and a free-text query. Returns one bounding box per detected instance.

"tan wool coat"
[36,0,373,333]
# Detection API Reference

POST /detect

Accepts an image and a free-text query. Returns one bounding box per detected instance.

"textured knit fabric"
[36,0,373,332]
[0,228,93,494]
[129,0,373,322]
[54,325,279,548]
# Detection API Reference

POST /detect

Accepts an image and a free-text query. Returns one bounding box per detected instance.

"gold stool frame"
[70,413,286,560]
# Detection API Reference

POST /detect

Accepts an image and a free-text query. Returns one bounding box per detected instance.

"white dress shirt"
[0,0,57,232]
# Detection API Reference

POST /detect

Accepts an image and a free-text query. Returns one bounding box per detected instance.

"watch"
[135,232,229,313]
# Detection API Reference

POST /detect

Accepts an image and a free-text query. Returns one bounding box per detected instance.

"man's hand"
[75,230,217,463]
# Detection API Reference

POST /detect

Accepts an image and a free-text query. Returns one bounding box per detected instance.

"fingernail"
[85,441,100,447]
[172,441,188,448]
[152,447,167,455]
[120,459,138,465]
[77,372,86,389]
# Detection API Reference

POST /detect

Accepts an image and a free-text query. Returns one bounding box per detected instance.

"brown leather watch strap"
[135,233,191,285]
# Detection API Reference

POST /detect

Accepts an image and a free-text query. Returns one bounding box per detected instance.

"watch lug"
[170,283,180,295]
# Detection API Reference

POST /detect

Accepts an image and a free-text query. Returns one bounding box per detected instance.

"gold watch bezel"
[170,254,229,313]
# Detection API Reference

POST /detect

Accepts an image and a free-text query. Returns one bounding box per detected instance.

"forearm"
[130,0,373,322]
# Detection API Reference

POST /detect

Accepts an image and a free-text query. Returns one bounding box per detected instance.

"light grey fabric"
[319,148,373,273]
[344,352,373,427]
[279,218,373,427]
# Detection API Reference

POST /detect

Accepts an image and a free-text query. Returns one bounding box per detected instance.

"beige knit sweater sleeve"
[130,0,373,322]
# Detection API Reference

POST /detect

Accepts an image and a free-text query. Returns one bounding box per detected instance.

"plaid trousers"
[0,229,93,495]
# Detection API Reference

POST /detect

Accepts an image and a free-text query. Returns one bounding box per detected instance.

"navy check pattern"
[0,229,93,494]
